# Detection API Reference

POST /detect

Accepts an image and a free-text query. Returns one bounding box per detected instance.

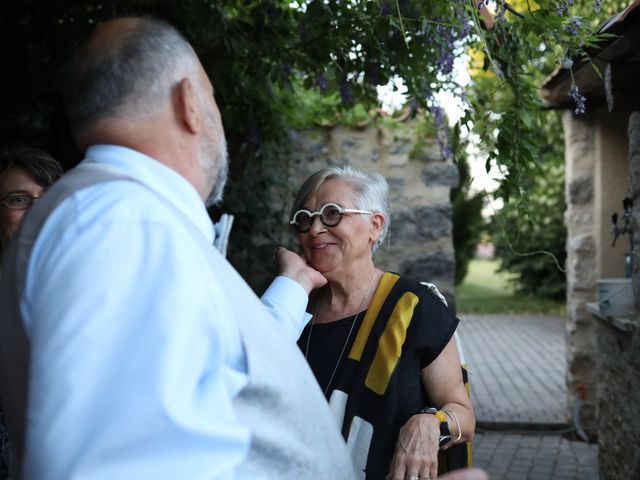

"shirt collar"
[82,145,215,243]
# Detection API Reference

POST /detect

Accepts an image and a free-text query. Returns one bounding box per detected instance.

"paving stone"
[460,313,600,479]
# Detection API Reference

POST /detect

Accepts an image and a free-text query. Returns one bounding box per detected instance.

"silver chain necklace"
[305,271,377,395]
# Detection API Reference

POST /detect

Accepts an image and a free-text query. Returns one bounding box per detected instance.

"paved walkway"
[457,314,599,480]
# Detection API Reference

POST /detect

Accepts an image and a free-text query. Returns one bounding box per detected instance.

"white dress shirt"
[18,145,321,479]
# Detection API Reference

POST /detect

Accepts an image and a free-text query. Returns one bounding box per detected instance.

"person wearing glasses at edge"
[0,147,62,478]
[288,164,475,480]
[0,147,63,263]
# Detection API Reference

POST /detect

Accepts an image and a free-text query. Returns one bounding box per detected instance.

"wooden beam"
[605,61,640,112]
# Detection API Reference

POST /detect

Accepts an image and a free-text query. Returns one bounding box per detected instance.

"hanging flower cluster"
[569,84,587,115]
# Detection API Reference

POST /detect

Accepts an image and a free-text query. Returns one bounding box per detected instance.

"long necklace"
[305,270,377,395]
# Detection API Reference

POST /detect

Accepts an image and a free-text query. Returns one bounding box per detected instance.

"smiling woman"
[288,164,475,480]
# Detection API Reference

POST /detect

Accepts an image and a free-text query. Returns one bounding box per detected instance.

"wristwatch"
[417,407,451,447]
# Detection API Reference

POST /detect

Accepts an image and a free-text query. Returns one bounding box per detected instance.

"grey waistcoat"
[0,164,356,479]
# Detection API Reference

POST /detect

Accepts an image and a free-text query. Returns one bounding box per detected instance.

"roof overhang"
[540,0,640,112]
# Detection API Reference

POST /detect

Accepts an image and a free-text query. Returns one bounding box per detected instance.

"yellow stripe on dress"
[348,272,399,361]
[365,291,418,395]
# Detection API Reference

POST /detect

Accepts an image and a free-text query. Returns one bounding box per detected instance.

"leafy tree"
[451,124,485,285]
[461,0,627,299]
[0,0,620,290]
[488,110,567,300]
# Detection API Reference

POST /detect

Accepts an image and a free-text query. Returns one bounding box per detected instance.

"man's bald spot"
[76,17,146,71]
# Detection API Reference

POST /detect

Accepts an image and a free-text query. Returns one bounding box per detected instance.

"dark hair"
[0,147,63,188]
[63,17,197,137]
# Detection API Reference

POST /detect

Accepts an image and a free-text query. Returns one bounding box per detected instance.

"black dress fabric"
[299,273,466,479]
[0,399,10,479]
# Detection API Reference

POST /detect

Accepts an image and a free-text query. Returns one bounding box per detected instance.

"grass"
[456,259,565,315]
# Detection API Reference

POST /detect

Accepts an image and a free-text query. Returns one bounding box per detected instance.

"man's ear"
[175,78,201,134]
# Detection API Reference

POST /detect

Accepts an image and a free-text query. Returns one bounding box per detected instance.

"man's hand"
[274,247,327,293]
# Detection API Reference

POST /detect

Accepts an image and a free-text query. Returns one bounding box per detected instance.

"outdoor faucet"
[610,212,621,246]
[610,197,634,277]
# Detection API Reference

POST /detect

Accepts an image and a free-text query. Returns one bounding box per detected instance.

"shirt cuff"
[261,276,312,340]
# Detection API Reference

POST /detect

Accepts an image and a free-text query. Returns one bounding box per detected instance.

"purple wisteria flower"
[569,84,586,115]
[566,16,582,37]
[340,81,353,105]
[433,104,452,160]
[433,23,456,76]
[458,7,471,38]
[421,83,453,159]
[554,0,574,16]
[432,3,471,77]
[408,99,420,115]
[315,72,328,96]
[560,57,574,69]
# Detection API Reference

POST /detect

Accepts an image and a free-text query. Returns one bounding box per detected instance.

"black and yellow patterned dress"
[299,272,470,480]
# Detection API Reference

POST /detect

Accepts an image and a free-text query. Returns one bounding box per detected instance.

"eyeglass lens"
[0,194,39,210]
[292,204,343,233]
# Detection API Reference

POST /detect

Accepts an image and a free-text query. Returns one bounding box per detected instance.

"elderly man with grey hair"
[0,16,356,480]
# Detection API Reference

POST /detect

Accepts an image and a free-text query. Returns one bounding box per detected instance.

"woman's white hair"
[291,164,390,253]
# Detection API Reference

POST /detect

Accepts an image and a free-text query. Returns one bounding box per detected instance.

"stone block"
[565,209,594,228]
[569,264,596,292]
[628,112,640,156]
[339,137,362,150]
[412,148,441,164]
[392,205,452,243]
[386,177,405,189]
[416,205,452,240]
[629,154,640,199]
[369,147,381,163]
[567,354,597,378]
[568,177,593,205]
[568,233,595,253]
[389,140,412,156]
[399,252,455,285]
[387,157,406,169]
[421,163,459,188]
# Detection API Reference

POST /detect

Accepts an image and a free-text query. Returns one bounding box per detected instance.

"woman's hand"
[273,246,327,293]
[386,413,441,480]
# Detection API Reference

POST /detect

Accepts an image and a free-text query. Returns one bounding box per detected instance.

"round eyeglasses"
[289,202,373,233]
[0,193,41,210]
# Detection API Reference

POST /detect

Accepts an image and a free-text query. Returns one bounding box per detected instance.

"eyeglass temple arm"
[343,208,373,214]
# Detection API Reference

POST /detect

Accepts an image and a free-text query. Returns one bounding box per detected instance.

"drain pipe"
[572,384,589,442]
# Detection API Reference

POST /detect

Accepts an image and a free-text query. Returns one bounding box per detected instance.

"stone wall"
[595,111,640,479]
[563,109,632,435]
[288,120,458,303]
[563,110,599,430]
[564,108,640,477]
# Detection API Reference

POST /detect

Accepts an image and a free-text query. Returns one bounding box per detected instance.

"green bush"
[488,112,567,300]
[451,124,485,285]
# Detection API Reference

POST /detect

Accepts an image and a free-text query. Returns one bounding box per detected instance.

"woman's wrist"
[415,407,452,447]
